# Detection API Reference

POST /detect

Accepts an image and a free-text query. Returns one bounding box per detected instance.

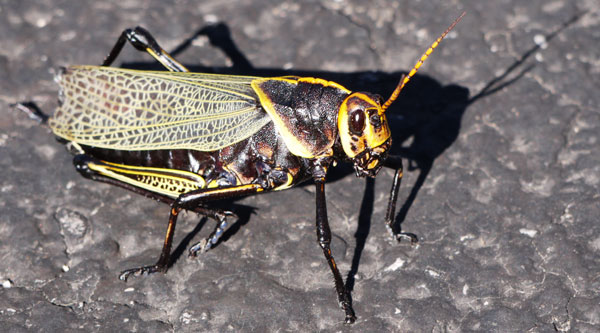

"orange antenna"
[381,12,466,112]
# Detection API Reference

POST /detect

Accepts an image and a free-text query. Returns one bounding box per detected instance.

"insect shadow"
[157,12,583,302]
[119,22,472,276]
[346,10,584,294]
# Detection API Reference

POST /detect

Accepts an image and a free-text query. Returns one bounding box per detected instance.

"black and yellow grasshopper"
[20,13,464,323]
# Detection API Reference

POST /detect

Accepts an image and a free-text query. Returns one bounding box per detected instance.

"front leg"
[384,155,418,243]
[312,158,356,323]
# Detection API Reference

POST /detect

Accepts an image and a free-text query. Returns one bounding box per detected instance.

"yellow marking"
[146,48,190,72]
[364,110,390,148]
[164,52,189,72]
[206,179,220,188]
[329,251,337,269]
[297,77,351,93]
[251,78,316,158]
[101,161,205,178]
[337,94,360,158]
[337,93,390,158]
[145,49,163,66]
[203,183,263,195]
[165,217,175,242]
[274,171,295,191]
[251,77,348,158]
[368,159,379,169]
[90,160,262,200]
[350,92,378,106]
[205,164,239,188]
[88,162,205,198]
[381,12,465,112]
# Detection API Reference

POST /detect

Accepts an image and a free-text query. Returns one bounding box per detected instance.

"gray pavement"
[1,0,599,331]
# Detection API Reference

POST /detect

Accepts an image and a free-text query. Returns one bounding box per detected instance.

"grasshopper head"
[338,12,465,178]
[338,92,391,178]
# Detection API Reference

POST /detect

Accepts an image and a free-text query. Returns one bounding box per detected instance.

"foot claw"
[189,209,236,257]
[188,239,209,257]
[344,314,357,324]
[118,264,162,281]
[396,232,418,244]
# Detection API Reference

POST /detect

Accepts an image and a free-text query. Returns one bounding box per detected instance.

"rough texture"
[1,0,599,331]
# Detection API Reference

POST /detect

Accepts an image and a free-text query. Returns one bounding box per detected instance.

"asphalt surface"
[1,0,599,331]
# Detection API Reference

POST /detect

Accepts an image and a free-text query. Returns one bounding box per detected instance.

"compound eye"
[348,108,365,135]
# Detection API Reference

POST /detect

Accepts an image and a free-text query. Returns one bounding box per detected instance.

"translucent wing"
[50,66,271,151]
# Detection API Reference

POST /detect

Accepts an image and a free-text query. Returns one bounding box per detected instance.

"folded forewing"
[50,66,270,151]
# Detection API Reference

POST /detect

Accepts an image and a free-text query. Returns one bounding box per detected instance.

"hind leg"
[102,26,188,72]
